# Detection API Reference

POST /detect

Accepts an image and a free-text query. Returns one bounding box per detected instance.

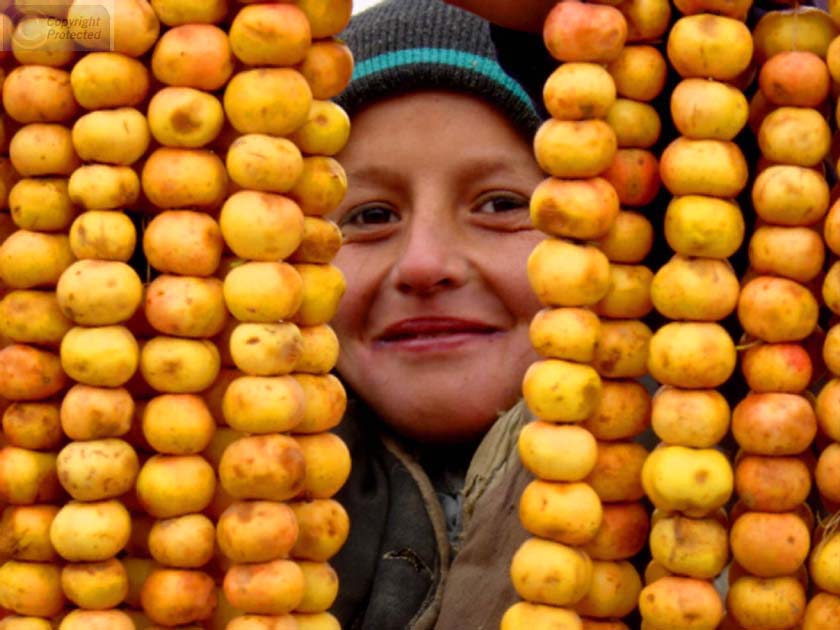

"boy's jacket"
[331,398,533,629]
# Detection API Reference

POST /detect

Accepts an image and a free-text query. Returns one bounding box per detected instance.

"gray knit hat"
[335,0,542,138]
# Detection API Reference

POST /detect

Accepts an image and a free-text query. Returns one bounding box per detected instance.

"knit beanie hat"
[334,0,543,138]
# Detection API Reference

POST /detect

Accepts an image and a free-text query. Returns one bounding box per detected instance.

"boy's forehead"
[346,91,528,155]
[350,89,527,138]
[337,91,541,196]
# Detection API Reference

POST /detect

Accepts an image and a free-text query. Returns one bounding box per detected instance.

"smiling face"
[330,91,545,443]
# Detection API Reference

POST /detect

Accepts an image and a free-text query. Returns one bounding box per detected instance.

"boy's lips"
[375,317,501,346]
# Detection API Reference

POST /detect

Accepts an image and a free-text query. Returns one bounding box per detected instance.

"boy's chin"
[386,415,494,445]
[376,395,512,445]
[343,349,533,443]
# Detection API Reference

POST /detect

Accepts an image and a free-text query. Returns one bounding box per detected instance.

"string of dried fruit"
[502,2,628,628]
[638,3,757,629]
[55,8,173,630]
[212,2,352,630]
[0,7,131,630]
[727,8,830,627]
[535,40,667,630]
[723,31,834,627]
[124,3,232,628]
[0,11,75,627]
[282,7,355,630]
[801,1,840,625]
[590,32,670,630]
[66,2,178,628]
[88,6,239,630]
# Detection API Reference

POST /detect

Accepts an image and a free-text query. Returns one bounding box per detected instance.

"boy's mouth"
[376,317,501,344]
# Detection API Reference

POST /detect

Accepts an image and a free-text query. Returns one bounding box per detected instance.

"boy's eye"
[340,204,400,227]
[475,193,529,214]
[338,203,401,242]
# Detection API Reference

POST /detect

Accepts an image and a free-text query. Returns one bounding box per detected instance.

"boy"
[327,1,556,628]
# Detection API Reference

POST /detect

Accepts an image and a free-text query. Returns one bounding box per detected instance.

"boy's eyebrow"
[346,164,404,187]
[347,164,406,194]
[459,157,511,176]
[456,156,529,181]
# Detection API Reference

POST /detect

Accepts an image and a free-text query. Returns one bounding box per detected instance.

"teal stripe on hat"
[352,47,536,113]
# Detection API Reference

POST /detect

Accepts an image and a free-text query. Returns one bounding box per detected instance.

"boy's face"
[330,91,545,443]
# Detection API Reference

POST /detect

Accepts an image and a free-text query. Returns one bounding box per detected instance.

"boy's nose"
[391,217,468,294]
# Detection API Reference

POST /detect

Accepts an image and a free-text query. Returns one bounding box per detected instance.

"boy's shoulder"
[433,400,533,629]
